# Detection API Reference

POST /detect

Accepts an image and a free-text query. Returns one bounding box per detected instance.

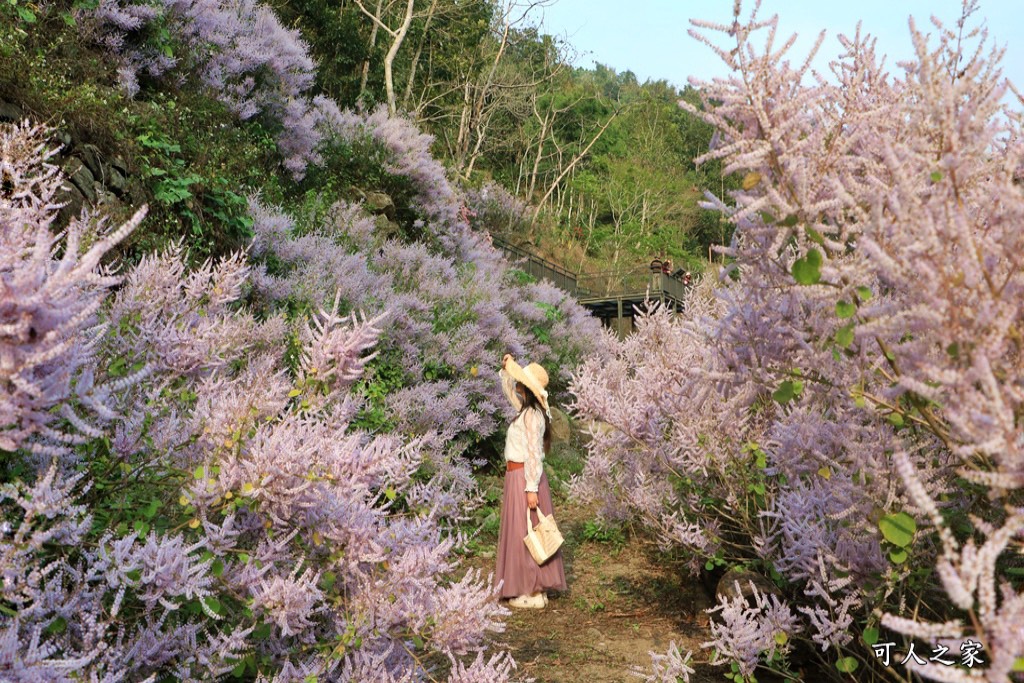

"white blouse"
[499,369,545,493]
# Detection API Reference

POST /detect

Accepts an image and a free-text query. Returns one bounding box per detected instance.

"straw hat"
[503,356,551,417]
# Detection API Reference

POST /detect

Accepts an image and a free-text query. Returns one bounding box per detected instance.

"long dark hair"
[517,382,552,455]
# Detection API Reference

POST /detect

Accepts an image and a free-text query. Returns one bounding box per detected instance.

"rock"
[374,214,401,241]
[0,101,24,123]
[80,144,104,181]
[549,406,571,444]
[54,181,85,226]
[55,129,72,149]
[715,568,780,605]
[110,156,129,174]
[577,419,616,444]
[107,166,128,195]
[65,158,97,202]
[364,191,395,219]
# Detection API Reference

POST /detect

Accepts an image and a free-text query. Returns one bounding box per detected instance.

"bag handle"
[526,506,543,532]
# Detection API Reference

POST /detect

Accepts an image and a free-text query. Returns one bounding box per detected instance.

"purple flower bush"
[0,121,149,458]
[248,189,610,460]
[84,0,331,177]
[580,3,1024,682]
[1,121,552,681]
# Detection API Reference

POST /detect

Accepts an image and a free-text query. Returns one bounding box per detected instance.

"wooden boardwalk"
[491,236,689,337]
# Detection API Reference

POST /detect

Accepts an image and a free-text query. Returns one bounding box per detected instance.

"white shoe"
[509,592,546,609]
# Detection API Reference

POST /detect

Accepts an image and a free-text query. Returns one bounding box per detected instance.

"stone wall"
[1,100,137,226]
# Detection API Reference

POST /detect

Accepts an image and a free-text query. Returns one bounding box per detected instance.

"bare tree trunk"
[453,19,511,175]
[455,79,473,167]
[358,0,385,101]
[355,0,416,115]
[384,0,415,114]
[401,0,438,109]
[527,107,550,199]
[465,112,493,178]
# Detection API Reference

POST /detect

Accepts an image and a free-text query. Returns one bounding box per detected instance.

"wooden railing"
[576,267,688,305]
[489,235,690,331]
[490,236,581,297]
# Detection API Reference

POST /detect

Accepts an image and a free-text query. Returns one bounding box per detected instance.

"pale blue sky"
[535,1,1024,102]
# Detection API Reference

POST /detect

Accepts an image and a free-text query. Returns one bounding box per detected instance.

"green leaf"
[321,571,336,592]
[835,656,859,673]
[835,300,856,319]
[288,388,302,398]
[44,616,67,635]
[133,520,150,536]
[142,498,160,519]
[384,486,397,501]
[887,412,905,428]
[888,548,908,564]
[193,466,205,479]
[946,342,960,359]
[879,512,917,548]
[1005,567,1024,577]
[774,631,789,646]
[16,5,36,22]
[863,627,879,646]
[1012,658,1024,672]
[930,170,943,182]
[780,214,800,227]
[231,660,247,678]
[773,380,799,404]
[204,596,223,615]
[125,569,142,582]
[109,357,127,377]
[212,559,224,577]
[835,323,855,349]
[705,560,715,571]
[792,248,822,285]
[855,286,872,302]
[412,634,424,650]
[805,226,825,246]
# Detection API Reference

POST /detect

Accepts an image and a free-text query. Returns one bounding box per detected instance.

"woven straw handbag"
[523,507,564,565]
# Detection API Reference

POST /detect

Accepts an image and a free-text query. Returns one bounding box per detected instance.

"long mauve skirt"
[494,468,567,598]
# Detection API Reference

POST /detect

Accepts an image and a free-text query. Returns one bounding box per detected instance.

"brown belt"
[506,461,524,472]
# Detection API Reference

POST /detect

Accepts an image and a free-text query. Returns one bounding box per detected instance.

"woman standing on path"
[494,354,568,609]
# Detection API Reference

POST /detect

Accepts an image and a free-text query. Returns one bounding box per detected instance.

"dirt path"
[467,460,723,683]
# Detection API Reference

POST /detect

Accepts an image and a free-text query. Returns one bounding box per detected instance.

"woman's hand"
[502,353,513,369]
[526,492,539,509]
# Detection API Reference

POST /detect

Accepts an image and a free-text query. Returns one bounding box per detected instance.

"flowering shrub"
[573,3,1024,682]
[1,121,525,680]
[248,193,610,460]
[84,0,331,177]
[463,182,533,240]
[0,121,149,458]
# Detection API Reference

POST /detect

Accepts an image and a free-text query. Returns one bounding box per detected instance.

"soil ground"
[464,444,724,683]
